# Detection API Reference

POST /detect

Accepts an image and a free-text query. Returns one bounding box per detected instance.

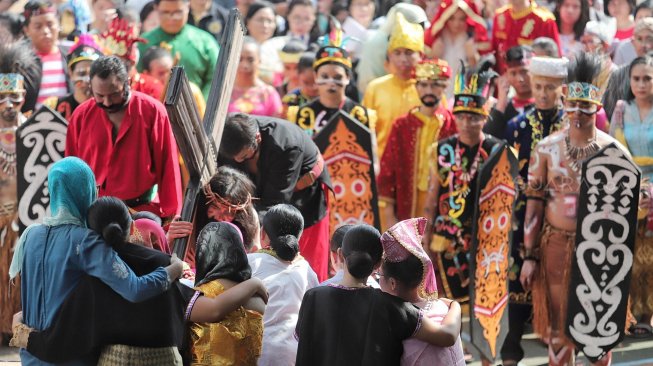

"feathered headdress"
[67,34,104,69]
[452,60,498,116]
[0,40,37,94]
[100,17,147,63]
[313,19,352,71]
[566,52,605,106]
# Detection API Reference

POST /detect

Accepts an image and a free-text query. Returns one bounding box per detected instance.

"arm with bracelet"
[520,143,547,291]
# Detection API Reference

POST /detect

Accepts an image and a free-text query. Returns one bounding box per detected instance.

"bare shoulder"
[535,129,566,153]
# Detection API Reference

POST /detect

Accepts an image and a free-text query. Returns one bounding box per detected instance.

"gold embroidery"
[297,107,316,132]
[521,19,535,38]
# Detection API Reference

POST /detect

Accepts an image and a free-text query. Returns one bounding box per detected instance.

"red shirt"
[65,91,182,218]
[492,2,562,74]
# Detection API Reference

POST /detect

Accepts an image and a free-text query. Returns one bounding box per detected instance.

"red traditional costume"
[101,18,164,100]
[378,58,457,222]
[65,92,182,219]
[491,1,561,74]
[424,0,491,55]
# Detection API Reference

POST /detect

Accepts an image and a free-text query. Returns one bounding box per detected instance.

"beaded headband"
[567,81,601,105]
[0,74,25,94]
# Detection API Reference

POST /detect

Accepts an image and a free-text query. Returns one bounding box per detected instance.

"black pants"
[500,302,532,362]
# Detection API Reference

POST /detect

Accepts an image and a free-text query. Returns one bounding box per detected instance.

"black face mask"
[96,85,131,113]
[420,94,440,108]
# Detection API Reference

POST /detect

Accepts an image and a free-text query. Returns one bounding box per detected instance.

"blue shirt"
[20,224,169,365]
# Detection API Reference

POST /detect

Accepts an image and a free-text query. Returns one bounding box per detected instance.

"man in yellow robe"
[362,12,424,158]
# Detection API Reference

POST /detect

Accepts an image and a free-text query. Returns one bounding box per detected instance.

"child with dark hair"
[379,218,464,365]
[320,224,379,287]
[248,204,319,365]
[295,224,462,366]
[11,197,268,364]
[281,51,318,115]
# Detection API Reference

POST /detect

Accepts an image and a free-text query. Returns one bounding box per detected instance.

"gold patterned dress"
[190,280,264,366]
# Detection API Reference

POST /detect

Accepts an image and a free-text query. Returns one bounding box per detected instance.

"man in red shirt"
[65,55,182,220]
[492,0,562,74]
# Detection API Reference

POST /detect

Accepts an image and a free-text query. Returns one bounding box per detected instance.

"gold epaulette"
[531,6,556,21]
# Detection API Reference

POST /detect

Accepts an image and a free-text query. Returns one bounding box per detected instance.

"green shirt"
[138,24,219,99]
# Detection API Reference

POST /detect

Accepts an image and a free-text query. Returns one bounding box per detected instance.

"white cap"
[529,56,569,79]
[584,19,616,45]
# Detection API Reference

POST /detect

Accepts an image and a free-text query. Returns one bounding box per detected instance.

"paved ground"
[1,325,652,365]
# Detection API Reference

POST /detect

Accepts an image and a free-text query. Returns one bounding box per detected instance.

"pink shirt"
[615,26,634,41]
[401,299,465,366]
[228,83,282,118]
[37,50,68,107]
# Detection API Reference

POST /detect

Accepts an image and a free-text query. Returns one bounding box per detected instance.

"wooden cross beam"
[164,9,245,258]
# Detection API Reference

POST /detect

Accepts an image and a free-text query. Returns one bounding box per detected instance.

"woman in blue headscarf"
[9,157,183,365]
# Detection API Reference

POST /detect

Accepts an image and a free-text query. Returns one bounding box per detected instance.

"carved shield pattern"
[314,111,380,232]
[469,144,518,362]
[566,143,640,363]
[16,105,68,234]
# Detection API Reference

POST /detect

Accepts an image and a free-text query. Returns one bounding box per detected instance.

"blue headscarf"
[10,157,97,279]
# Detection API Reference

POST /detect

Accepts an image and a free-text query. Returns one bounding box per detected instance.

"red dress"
[378,107,457,221]
[131,73,165,101]
[491,2,562,74]
[65,91,182,219]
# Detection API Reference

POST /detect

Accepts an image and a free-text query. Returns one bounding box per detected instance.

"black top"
[222,116,332,226]
[484,101,534,140]
[186,4,228,40]
[295,285,422,366]
[294,97,372,133]
[54,93,81,121]
[26,243,196,364]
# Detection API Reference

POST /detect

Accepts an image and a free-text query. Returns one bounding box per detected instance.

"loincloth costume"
[531,219,575,345]
[0,202,19,334]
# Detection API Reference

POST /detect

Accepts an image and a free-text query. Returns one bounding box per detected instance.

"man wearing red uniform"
[66,56,182,220]
[378,58,457,229]
[492,0,561,74]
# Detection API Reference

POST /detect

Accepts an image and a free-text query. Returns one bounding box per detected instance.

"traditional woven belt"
[294,153,325,192]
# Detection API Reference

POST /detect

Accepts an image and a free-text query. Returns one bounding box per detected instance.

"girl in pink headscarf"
[379,217,465,366]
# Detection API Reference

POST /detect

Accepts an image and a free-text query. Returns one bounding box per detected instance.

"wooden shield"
[469,144,518,362]
[314,110,380,232]
[566,143,640,363]
[16,105,68,234]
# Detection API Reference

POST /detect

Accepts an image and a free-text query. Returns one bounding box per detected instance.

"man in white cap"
[499,55,568,366]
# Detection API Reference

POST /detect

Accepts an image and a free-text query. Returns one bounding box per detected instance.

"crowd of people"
[0,0,652,364]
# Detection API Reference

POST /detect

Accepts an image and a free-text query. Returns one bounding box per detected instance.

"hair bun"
[272,234,299,261]
[346,251,374,278]
[102,222,125,248]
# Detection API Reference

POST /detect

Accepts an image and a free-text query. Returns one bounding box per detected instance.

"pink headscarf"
[134,218,171,254]
[380,217,438,300]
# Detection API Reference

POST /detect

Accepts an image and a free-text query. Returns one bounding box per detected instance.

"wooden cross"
[164,9,245,257]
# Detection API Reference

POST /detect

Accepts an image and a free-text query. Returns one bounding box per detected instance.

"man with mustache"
[44,35,104,121]
[0,40,34,339]
[377,58,457,229]
[65,55,182,221]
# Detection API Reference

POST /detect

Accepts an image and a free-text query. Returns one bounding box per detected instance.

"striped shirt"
[36,50,68,108]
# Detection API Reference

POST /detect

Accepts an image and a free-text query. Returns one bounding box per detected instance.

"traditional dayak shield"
[164,8,245,258]
[566,143,640,363]
[16,105,68,234]
[314,110,380,232]
[469,144,518,362]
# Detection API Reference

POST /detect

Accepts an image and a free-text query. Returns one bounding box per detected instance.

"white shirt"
[248,252,319,366]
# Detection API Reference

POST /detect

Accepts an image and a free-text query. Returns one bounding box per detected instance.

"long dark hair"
[341,225,382,279]
[88,196,132,249]
[263,204,304,261]
[626,55,653,100]
[554,0,590,40]
[195,166,258,250]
